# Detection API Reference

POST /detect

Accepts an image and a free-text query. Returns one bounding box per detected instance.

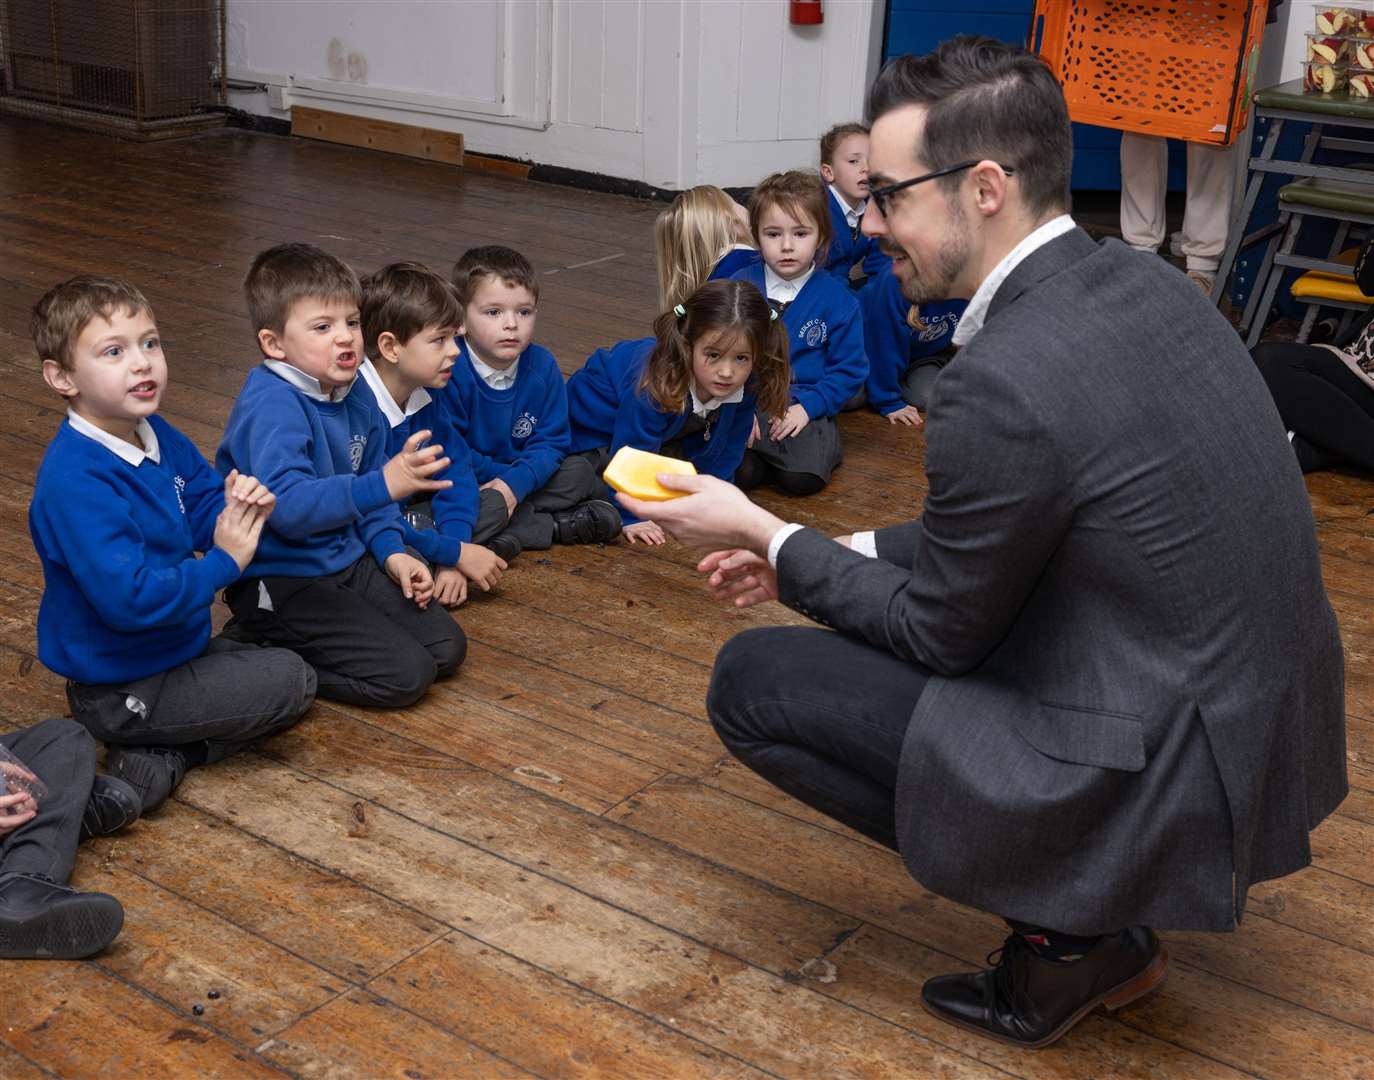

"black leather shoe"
[554,499,623,545]
[487,533,522,564]
[921,927,1168,1048]
[105,746,189,814]
[0,872,124,959]
[80,774,142,840]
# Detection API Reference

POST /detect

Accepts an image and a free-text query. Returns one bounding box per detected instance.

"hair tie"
[769,307,779,321]
[673,304,686,317]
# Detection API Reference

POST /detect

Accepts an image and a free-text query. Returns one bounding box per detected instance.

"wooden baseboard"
[461,154,532,180]
[291,106,463,166]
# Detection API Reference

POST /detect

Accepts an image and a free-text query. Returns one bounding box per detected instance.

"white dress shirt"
[829,184,864,232]
[689,383,744,417]
[467,345,519,390]
[769,213,1078,568]
[358,358,431,428]
[67,409,160,466]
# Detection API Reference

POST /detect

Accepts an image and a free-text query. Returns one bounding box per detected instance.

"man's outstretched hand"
[698,548,778,608]
[615,473,784,555]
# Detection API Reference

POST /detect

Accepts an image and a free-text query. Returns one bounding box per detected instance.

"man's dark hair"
[866,35,1072,217]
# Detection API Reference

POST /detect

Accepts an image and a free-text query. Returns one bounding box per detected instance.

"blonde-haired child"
[654,185,759,311]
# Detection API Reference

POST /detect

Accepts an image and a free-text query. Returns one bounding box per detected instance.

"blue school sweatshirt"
[352,361,481,568]
[822,189,890,285]
[29,414,241,684]
[730,263,868,420]
[216,364,406,578]
[567,337,758,524]
[709,246,761,281]
[860,268,966,415]
[440,338,571,502]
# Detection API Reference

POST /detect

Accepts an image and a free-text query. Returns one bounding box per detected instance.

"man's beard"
[888,201,970,306]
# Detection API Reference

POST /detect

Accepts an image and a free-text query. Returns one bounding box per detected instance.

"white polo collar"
[358,359,431,428]
[263,359,354,402]
[689,383,744,418]
[951,214,1076,347]
[67,409,160,466]
[466,342,519,390]
[764,261,815,303]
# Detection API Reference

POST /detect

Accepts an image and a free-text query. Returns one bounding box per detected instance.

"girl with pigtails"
[566,279,790,544]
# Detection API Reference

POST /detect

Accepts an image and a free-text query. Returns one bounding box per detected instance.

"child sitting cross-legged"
[567,278,790,545]
[217,244,465,708]
[445,245,621,561]
[28,275,316,813]
[354,262,506,608]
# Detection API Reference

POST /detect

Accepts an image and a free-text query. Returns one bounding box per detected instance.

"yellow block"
[603,447,696,501]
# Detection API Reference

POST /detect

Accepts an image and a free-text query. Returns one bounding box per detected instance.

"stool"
[1213,79,1374,334]
[1239,178,1374,346]
[1288,247,1374,343]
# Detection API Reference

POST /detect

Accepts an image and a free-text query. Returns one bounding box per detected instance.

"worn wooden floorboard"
[0,118,1368,1078]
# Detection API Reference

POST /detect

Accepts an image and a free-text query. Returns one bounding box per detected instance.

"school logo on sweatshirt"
[799,318,828,348]
[173,475,187,515]
[349,434,367,473]
[511,411,537,440]
[917,311,959,343]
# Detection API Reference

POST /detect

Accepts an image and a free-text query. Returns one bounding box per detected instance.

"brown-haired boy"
[446,245,619,559]
[356,261,505,608]
[29,275,315,815]
[216,244,465,707]
[819,122,891,286]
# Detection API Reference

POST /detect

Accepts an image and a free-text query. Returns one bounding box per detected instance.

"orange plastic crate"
[1031,0,1269,145]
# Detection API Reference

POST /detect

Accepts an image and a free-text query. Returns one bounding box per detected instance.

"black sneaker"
[0,872,124,959]
[487,533,522,564]
[553,499,623,545]
[105,746,189,814]
[80,774,142,840]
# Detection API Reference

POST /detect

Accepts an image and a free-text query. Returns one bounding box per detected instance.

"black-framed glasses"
[867,160,1015,217]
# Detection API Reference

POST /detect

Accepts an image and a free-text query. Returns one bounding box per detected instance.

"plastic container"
[1308,32,1355,63]
[1304,61,1350,93]
[0,744,48,807]
[1354,37,1374,67]
[1349,68,1374,96]
[1031,0,1269,145]
[1315,8,1362,35]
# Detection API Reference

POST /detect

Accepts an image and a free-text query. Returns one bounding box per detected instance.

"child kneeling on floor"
[29,275,316,813]
[217,244,465,708]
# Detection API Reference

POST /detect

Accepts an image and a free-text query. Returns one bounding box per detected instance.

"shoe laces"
[987,932,1033,1006]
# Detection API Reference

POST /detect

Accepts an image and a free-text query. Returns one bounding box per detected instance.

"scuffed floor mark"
[514,765,564,785]
[799,957,838,984]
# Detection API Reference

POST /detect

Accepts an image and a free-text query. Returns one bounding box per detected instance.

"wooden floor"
[0,119,1369,1080]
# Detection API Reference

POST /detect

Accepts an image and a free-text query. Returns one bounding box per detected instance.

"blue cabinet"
[882,0,1186,191]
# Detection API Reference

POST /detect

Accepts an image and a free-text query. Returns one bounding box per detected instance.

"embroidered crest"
[511,411,537,440]
[917,312,959,343]
[173,475,187,514]
[349,434,368,473]
[799,318,828,348]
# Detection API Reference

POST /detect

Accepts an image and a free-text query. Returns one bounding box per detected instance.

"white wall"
[225,0,883,190]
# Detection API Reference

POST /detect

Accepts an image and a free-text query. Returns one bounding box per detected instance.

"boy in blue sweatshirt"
[819,123,890,289]
[29,275,316,815]
[860,267,965,425]
[355,262,506,607]
[217,244,465,708]
[444,246,621,561]
[732,171,868,495]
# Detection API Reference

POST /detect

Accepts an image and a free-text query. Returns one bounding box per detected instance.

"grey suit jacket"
[776,227,1347,934]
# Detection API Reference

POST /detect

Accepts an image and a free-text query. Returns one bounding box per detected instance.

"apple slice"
[1356,40,1374,67]
[1305,62,1346,93]
[1351,72,1374,97]
[1316,8,1356,35]
[1309,35,1346,62]
[1355,12,1374,36]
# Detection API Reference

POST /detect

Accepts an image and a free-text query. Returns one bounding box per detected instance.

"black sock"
[1005,920,1102,963]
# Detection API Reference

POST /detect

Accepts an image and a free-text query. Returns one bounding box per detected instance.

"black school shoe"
[0,872,124,959]
[553,499,623,545]
[80,774,142,841]
[921,926,1168,1049]
[105,746,189,814]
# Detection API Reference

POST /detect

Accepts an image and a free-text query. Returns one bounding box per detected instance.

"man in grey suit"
[619,36,1348,1049]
